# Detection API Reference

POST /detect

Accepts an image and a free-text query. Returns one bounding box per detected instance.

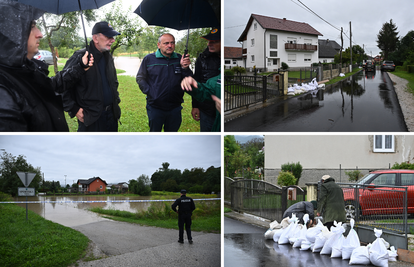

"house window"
[100,185,103,189]
[304,39,312,45]
[270,51,278,57]
[304,54,311,62]
[272,59,277,65]
[251,55,255,62]
[288,54,296,63]
[373,135,395,152]
[287,37,297,44]
[225,59,231,64]
[251,39,255,47]
[270,35,277,49]
[254,23,257,30]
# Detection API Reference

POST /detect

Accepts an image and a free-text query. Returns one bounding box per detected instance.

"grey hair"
[158,33,175,43]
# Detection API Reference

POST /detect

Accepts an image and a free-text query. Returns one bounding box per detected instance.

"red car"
[343,169,414,220]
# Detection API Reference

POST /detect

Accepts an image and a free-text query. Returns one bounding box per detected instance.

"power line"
[224,24,246,29]
[296,0,341,32]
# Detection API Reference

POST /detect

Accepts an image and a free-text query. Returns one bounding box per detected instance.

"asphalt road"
[71,220,220,267]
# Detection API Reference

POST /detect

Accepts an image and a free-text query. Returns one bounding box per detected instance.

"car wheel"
[345,200,360,220]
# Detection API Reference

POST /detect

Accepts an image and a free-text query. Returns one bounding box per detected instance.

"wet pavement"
[224,216,413,267]
[225,70,408,132]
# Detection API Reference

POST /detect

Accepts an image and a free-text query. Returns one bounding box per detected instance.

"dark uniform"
[171,190,196,243]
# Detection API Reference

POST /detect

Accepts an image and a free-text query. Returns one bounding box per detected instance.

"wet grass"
[89,201,221,233]
[325,68,362,85]
[0,203,89,267]
[48,61,200,132]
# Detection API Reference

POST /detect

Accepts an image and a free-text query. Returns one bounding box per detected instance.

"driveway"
[114,56,141,77]
[71,220,220,267]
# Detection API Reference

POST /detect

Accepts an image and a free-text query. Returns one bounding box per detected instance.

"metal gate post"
[263,76,267,103]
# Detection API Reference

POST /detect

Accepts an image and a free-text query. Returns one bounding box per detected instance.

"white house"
[237,14,323,71]
[318,39,341,63]
[224,46,243,70]
[264,135,414,187]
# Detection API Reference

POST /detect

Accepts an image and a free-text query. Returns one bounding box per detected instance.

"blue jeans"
[146,104,182,132]
[199,110,215,132]
[77,109,118,132]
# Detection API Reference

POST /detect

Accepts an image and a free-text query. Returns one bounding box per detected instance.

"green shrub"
[277,171,297,186]
[392,162,414,170]
[231,66,246,74]
[225,69,235,76]
[345,170,363,182]
[281,162,302,185]
[408,65,414,74]
[281,62,289,70]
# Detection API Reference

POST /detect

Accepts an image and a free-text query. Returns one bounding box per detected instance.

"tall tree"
[39,10,97,74]
[377,19,399,60]
[224,135,240,177]
[102,1,143,55]
[0,152,42,196]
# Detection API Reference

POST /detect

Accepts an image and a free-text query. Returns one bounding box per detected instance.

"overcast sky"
[224,0,414,57]
[0,135,221,187]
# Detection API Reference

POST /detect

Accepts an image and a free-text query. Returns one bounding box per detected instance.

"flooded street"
[225,70,407,132]
[13,195,179,227]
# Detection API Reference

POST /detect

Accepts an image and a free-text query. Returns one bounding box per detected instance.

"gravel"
[388,72,414,132]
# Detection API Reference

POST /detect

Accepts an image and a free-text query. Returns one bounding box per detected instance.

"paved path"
[70,220,220,267]
[114,56,141,77]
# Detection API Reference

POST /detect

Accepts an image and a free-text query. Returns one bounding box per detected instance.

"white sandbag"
[342,219,360,260]
[321,221,344,255]
[369,228,389,267]
[339,73,345,77]
[264,228,277,240]
[278,214,298,244]
[270,217,289,230]
[331,234,345,258]
[300,239,312,251]
[292,214,309,248]
[312,227,332,253]
[272,228,284,243]
[306,219,324,243]
[289,223,302,245]
[388,246,397,262]
[349,246,371,265]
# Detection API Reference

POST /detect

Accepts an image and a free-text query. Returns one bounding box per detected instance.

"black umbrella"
[13,0,116,48]
[134,0,220,55]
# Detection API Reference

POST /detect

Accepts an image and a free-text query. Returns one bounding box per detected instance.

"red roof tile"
[224,47,243,59]
[238,14,322,42]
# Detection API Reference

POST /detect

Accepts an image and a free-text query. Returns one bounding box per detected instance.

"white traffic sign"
[16,172,36,187]
[18,187,35,197]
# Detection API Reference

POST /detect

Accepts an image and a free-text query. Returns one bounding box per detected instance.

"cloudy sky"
[0,135,221,187]
[224,0,414,56]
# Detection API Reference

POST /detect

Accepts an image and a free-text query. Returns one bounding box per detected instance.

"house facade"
[318,39,341,63]
[77,177,107,193]
[224,46,243,69]
[237,14,322,71]
[264,135,414,187]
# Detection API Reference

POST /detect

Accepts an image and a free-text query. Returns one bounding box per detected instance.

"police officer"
[171,189,196,244]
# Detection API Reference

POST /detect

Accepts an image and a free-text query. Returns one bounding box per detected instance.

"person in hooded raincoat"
[0,0,93,132]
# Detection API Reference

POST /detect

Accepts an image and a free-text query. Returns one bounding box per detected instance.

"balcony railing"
[285,43,317,51]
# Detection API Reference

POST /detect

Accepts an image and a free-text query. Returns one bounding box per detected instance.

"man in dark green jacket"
[317,175,346,230]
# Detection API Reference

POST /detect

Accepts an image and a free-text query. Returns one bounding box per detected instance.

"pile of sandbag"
[287,78,326,96]
[264,216,398,267]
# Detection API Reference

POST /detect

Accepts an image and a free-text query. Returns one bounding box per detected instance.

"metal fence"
[224,74,282,112]
[227,179,306,221]
[287,67,317,85]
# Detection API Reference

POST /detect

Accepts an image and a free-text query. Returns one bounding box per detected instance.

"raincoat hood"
[0,0,44,68]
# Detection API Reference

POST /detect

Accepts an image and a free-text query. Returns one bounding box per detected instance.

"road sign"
[18,187,35,197]
[16,172,36,187]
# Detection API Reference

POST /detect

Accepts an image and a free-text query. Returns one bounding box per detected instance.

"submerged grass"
[0,203,89,267]
[89,200,221,233]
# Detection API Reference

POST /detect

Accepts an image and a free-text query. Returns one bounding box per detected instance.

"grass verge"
[0,203,89,267]
[325,68,362,85]
[89,201,221,233]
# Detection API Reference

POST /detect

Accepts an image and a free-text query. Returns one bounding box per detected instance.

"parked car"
[33,50,56,65]
[381,60,395,72]
[343,169,414,220]
[365,60,375,72]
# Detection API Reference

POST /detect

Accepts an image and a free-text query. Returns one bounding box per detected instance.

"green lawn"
[49,60,200,132]
[325,67,362,85]
[0,204,89,267]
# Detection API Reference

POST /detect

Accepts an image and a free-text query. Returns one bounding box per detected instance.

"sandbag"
[388,246,397,262]
[312,227,332,253]
[369,228,389,267]
[320,221,345,255]
[272,228,284,243]
[292,214,309,248]
[278,215,299,244]
[349,246,371,265]
[331,234,345,258]
[306,219,324,243]
[264,228,277,240]
[342,219,360,260]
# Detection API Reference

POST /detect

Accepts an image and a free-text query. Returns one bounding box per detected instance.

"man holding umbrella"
[136,33,192,132]
[62,22,122,132]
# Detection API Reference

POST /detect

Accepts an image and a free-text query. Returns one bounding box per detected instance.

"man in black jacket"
[191,28,221,132]
[62,21,121,132]
[282,201,317,227]
[0,0,93,132]
[171,189,196,244]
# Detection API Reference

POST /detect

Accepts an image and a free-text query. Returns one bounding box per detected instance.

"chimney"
[283,18,286,21]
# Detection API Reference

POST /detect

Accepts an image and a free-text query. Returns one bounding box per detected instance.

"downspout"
[264,29,267,72]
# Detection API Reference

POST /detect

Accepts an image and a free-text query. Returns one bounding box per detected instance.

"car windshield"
[356,173,376,184]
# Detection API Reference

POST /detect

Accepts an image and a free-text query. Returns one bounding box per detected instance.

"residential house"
[237,14,322,71]
[77,177,107,193]
[224,46,243,69]
[107,182,129,193]
[318,39,341,63]
[264,135,414,186]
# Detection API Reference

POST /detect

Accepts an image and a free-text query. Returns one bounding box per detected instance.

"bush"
[225,69,235,76]
[231,66,246,74]
[345,170,363,182]
[408,65,414,73]
[281,162,302,185]
[281,62,289,70]
[392,162,414,169]
[277,171,297,186]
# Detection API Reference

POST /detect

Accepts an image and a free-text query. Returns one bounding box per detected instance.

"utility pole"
[64,175,67,187]
[350,21,352,72]
[340,27,343,65]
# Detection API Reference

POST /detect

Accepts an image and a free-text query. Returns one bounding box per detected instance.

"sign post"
[16,172,36,221]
